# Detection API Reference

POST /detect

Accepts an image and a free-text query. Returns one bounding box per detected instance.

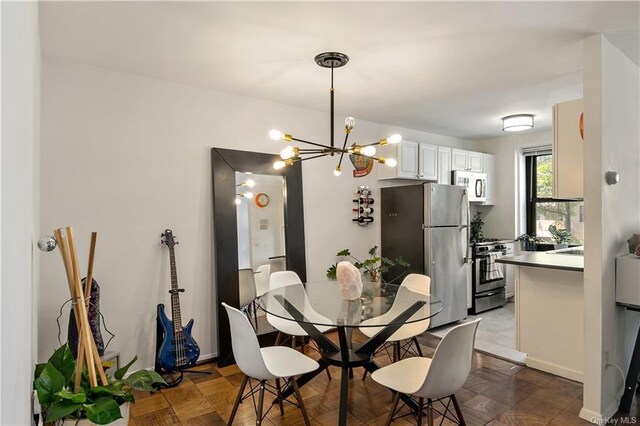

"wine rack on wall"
[353,186,374,226]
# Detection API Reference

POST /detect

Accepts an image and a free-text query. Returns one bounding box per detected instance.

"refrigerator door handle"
[464,191,471,263]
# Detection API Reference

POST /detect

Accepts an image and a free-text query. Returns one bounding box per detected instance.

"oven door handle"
[477,291,500,298]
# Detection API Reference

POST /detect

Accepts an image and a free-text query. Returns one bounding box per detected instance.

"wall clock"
[255,192,270,208]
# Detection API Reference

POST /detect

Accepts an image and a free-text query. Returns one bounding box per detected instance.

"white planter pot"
[59,402,129,426]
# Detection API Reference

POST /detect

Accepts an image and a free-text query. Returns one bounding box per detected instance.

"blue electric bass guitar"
[157,229,200,371]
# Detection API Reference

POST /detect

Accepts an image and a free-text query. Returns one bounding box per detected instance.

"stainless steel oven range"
[471,239,512,314]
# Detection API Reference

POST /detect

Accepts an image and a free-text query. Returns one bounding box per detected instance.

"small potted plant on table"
[548,224,573,249]
[516,233,542,251]
[326,246,409,284]
[34,343,165,425]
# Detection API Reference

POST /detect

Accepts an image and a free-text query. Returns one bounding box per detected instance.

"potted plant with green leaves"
[326,245,409,283]
[548,224,573,249]
[516,233,542,251]
[34,343,166,425]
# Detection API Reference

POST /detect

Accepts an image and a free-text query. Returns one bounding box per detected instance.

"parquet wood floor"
[130,331,636,425]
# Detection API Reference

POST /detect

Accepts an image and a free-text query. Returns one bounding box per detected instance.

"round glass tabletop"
[257,281,442,328]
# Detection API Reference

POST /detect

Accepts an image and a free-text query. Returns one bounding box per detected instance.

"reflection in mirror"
[235,172,286,275]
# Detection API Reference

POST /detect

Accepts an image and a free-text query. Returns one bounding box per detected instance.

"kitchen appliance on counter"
[452,170,486,203]
[381,183,469,328]
[471,239,513,314]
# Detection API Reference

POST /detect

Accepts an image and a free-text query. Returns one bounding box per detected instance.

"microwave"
[452,171,487,203]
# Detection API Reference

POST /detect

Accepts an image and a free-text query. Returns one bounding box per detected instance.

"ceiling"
[39,1,639,140]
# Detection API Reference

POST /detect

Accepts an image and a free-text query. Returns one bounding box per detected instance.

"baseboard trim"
[579,400,619,423]
[525,356,583,383]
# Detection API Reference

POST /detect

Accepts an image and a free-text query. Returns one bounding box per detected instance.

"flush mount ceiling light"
[270,52,400,176]
[502,114,535,132]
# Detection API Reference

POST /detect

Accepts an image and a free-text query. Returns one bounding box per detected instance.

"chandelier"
[270,52,401,176]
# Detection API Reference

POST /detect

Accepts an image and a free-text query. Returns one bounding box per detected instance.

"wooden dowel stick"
[85,232,97,303]
[74,336,86,390]
[55,229,87,391]
[86,232,107,385]
[66,227,97,387]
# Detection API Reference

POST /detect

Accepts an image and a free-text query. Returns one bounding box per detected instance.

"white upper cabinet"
[482,153,496,205]
[468,151,484,172]
[451,149,468,171]
[397,141,419,179]
[419,143,438,181]
[437,146,452,184]
[378,141,438,181]
[553,99,583,199]
[451,149,483,172]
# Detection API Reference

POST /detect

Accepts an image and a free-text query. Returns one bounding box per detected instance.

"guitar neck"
[168,247,184,332]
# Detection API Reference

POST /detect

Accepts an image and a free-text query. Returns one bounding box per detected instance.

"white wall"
[476,130,554,239]
[39,59,476,369]
[0,2,40,423]
[581,34,640,420]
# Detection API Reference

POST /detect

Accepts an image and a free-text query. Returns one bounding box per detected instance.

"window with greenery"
[525,154,584,244]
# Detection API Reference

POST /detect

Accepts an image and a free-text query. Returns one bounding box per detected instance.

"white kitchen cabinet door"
[397,141,420,179]
[437,146,452,184]
[452,149,468,171]
[504,243,515,298]
[553,99,583,199]
[482,153,495,205]
[468,151,483,172]
[418,143,438,181]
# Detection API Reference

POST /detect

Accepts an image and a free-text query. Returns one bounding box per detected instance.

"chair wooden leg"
[291,378,311,426]
[413,337,424,357]
[451,394,466,426]
[275,378,285,415]
[227,375,249,425]
[393,341,401,362]
[386,392,400,426]
[275,331,283,346]
[256,381,266,425]
[427,398,434,426]
[362,370,368,381]
[417,397,424,426]
[326,367,332,380]
[292,336,297,350]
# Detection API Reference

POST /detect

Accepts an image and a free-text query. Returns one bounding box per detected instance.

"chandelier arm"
[297,154,328,162]
[336,132,351,170]
[291,137,333,150]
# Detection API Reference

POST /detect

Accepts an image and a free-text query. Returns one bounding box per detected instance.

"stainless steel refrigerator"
[381,183,469,328]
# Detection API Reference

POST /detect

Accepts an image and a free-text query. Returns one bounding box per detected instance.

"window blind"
[522,145,552,157]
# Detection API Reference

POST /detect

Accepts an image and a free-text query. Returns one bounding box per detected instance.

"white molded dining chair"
[254,264,271,298]
[222,303,319,425]
[360,274,431,378]
[371,319,481,426]
[267,271,333,378]
[238,268,257,319]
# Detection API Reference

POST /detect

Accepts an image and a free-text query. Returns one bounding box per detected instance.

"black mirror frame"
[211,148,306,366]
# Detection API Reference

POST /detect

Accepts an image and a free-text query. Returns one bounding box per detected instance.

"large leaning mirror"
[211,148,306,366]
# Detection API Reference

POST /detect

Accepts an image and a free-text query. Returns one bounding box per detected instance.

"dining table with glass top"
[258,280,442,426]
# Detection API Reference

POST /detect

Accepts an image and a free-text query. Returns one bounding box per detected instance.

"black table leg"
[337,326,351,425]
[620,323,640,412]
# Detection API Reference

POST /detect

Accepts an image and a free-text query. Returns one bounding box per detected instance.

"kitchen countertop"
[496,252,584,272]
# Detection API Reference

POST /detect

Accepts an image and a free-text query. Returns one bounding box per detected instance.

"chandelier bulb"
[242,192,254,199]
[273,160,286,170]
[361,146,377,157]
[344,116,356,132]
[280,146,299,160]
[234,198,242,205]
[269,129,285,141]
[333,166,342,177]
[385,158,398,168]
[244,179,256,188]
[387,134,402,144]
